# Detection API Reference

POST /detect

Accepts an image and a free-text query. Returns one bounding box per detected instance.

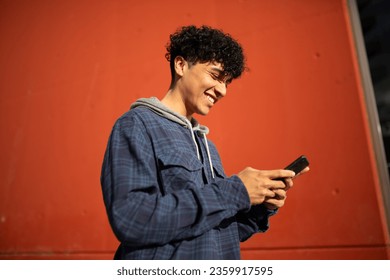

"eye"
[208,69,232,85]
[210,73,220,80]
[210,72,225,83]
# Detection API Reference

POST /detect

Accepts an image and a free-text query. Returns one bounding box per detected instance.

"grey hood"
[131,97,215,178]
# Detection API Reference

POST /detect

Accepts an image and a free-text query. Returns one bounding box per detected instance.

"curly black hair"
[165,25,246,80]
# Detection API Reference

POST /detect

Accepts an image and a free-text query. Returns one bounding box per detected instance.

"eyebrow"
[210,67,225,74]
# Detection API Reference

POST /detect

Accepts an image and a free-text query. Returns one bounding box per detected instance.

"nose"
[215,81,227,97]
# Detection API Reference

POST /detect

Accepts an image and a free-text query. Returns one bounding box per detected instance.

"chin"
[198,109,211,116]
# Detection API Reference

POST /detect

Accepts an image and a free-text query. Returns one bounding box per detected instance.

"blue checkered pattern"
[101,106,276,259]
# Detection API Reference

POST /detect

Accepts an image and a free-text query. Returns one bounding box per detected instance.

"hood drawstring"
[193,125,215,179]
[188,125,201,162]
[203,133,215,179]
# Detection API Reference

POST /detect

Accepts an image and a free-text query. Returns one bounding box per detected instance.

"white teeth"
[207,96,215,104]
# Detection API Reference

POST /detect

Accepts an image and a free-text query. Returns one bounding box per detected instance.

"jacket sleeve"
[205,140,278,242]
[236,204,278,242]
[100,112,251,248]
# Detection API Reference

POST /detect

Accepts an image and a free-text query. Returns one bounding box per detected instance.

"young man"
[101,25,306,259]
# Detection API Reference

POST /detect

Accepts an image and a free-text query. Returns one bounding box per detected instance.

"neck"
[161,89,192,120]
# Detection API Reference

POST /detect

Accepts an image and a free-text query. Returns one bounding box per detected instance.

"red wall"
[0,0,389,259]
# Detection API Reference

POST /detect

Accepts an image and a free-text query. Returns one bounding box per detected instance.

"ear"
[173,56,187,77]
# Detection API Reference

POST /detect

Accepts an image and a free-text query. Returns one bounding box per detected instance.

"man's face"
[178,60,232,118]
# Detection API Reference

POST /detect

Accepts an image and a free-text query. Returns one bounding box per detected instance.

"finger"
[264,198,284,208]
[267,178,287,189]
[265,189,276,197]
[284,178,294,190]
[264,169,295,179]
[294,167,310,178]
[272,189,287,199]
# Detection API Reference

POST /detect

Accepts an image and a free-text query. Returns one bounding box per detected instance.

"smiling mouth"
[205,94,216,105]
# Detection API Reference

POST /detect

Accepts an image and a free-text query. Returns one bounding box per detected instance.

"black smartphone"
[284,155,309,175]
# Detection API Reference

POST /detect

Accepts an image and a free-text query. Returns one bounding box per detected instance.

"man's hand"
[263,188,287,209]
[263,166,310,209]
[237,167,295,205]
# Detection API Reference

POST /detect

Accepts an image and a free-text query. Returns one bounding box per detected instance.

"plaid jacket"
[101,101,275,259]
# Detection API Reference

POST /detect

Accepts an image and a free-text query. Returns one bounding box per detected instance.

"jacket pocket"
[158,150,204,193]
[212,160,226,179]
